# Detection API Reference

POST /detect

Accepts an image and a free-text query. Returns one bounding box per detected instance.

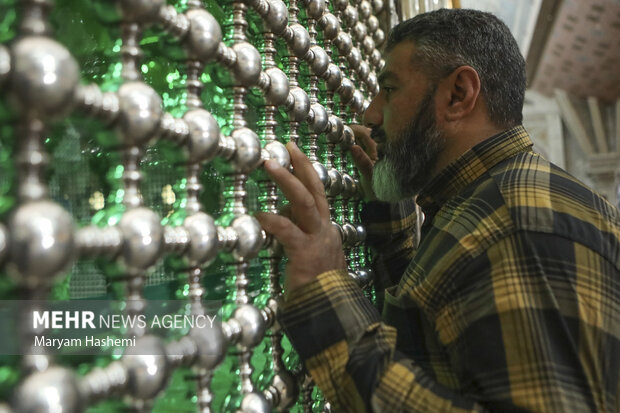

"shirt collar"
[417,125,533,215]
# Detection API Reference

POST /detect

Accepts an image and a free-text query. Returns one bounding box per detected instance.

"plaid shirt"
[279,126,620,412]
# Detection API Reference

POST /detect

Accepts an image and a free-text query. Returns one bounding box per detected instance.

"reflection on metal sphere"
[13,367,85,413]
[8,201,74,289]
[184,109,221,163]
[233,304,267,348]
[186,9,222,61]
[240,391,270,413]
[117,81,163,145]
[190,321,227,370]
[122,335,170,400]
[184,212,218,266]
[119,207,163,269]
[10,36,79,118]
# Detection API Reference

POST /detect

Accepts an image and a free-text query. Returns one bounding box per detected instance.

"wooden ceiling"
[528,0,620,103]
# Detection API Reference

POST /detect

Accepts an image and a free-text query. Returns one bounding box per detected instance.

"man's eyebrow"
[378,71,398,85]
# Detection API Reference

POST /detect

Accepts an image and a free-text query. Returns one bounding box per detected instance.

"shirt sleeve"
[279,269,487,413]
[279,230,610,412]
[361,198,418,304]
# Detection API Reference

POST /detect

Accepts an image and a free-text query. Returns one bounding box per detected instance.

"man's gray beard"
[372,91,446,202]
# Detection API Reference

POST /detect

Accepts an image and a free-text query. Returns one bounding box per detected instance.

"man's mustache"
[371,127,386,143]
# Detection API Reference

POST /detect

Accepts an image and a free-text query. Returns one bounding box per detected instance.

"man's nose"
[362,96,382,129]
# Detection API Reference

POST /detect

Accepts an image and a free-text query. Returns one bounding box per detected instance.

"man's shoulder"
[430,150,619,261]
[487,151,620,249]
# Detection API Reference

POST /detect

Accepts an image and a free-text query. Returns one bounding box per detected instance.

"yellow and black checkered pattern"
[279,126,620,412]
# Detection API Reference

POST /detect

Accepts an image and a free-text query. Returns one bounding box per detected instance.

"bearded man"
[257,8,620,412]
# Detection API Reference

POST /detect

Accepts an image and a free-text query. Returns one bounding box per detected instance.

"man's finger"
[264,159,322,233]
[278,204,292,219]
[286,142,330,220]
[349,124,377,161]
[255,212,304,248]
[350,145,373,180]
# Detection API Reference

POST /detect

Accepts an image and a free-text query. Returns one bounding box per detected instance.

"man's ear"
[437,66,481,122]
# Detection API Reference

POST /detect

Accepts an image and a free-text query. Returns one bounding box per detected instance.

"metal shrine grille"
[0,0,385,411]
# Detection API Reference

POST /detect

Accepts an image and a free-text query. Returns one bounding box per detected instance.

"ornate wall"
[0,0,386,411]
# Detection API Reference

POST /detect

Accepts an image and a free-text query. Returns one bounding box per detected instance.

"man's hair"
[387,8,526,128]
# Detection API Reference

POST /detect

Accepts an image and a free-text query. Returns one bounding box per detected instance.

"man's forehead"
[378,42,418,82]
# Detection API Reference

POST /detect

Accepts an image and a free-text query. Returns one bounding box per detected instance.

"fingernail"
[264,159,281,170]
[286,141,300,152]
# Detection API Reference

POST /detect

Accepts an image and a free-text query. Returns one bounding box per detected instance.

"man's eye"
[383,87,394,95]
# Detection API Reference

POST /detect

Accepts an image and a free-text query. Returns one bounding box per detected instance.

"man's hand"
[349,124,378,201]
[256,142,347,296]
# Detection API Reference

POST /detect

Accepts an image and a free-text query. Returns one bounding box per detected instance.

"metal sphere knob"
[288,23,310,57]
[287,87,310,122]
[119,207,163,269]
[351,90,365,114]
[332,221,344,240]
[265,140,291,169]
[184,109,221,163]
[353,21,367,41]
[184,212,218,266]
[0,44,9,90]
[323,63,342,92]
[342,222,356,246]
[122,335,170,400]
[232,128,262,173]
[347,47,362,70]
[271,370,298,409]
[13,367,84,413]
[313,162,330,190]
[264,67,289,106]
[240,391,270,413]
[343,5,358,26]
[8,201,74,289]
[355,224,366,244]
[0,222,7,265]
[326,168,343,197]
[10,36,79,118]
[186,9,222,61]
[309,103,328,133]
[117,81,163,145]
[362,36,376,56]
[341,125,355,149]
[356,268,373,287]
[378,58,386,71]
[337,78,355,104]
[332,0,349,11]
[341,173,356,198]
[358,60,370,82]
[233,304,266,347]
[306,0,326,19]
[308,45,329,77]
[334,32,353,56]
[232,42,262,87]
[367,15,379,33]
[119,0,164,22]
[370,48,382,66]
[374,28,386,45]
[266,0,289,35]
[231,214,264,260]
[318,13,340,40]
[189,321,226,370]
[326,115,344,144]
[359,1,372,18]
